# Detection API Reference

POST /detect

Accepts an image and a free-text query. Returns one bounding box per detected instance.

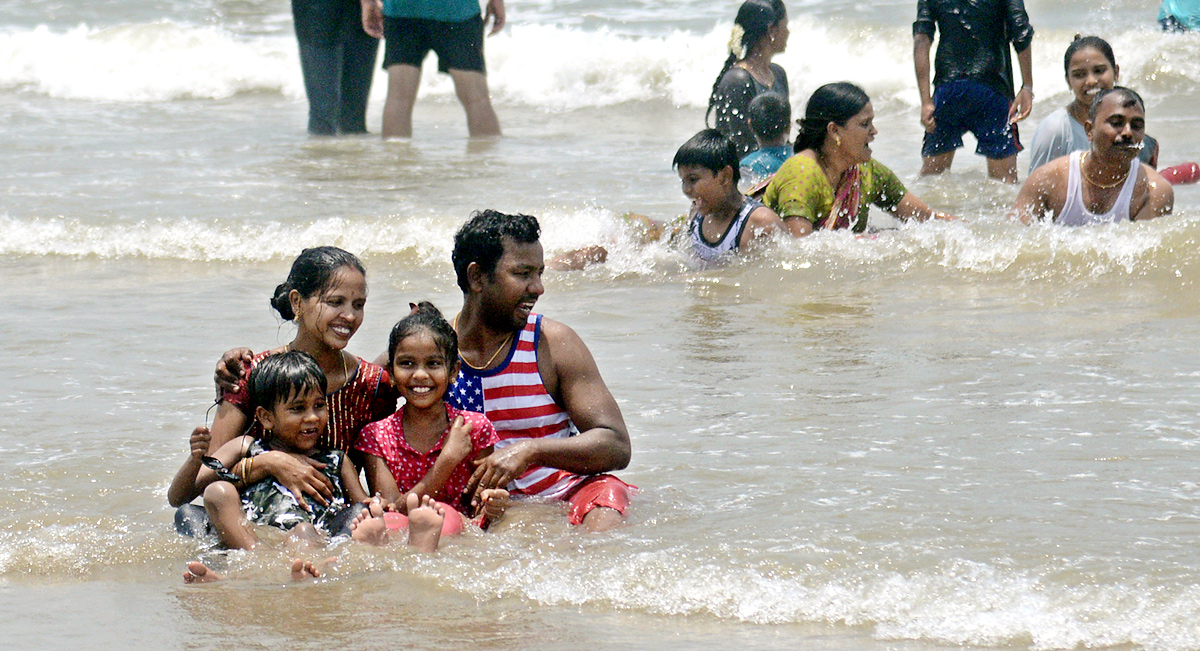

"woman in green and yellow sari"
[765,82,954,236]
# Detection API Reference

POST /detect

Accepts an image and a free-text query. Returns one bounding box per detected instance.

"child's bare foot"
[290,558,326,581]
[350,506,391,546]
[183,561,221,584]
[405,493,445,553]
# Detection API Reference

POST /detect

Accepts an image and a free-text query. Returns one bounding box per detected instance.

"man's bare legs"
[449,69,501,137]
[920,151,955,177]
[986,155,1018,184]
[382,64,422,138]
[382,66,500,138]
[922,150,1018,184]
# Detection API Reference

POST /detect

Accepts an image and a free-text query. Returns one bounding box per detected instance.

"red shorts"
[563,474,636,526]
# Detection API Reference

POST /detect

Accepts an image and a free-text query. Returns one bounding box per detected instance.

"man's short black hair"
[452,210,541,293]
[1089,86,1145,122]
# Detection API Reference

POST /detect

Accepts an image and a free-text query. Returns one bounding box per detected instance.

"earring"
[835,135,842,147]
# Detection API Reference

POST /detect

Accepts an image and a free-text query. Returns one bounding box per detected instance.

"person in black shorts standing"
[360,0,504,138]
[292,0,379,135]
[913,0,1035,183]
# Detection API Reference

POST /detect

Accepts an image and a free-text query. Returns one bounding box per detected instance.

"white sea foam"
[5,20,1192,108]
[2,209,1194,283]
[0,22,301,101]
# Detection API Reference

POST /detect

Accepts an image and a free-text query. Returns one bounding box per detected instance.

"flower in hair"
[728,24,747,59]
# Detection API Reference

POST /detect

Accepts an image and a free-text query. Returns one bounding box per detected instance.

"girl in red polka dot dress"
[353,302,509,547]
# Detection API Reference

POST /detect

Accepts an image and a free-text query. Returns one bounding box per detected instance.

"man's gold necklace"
[453,315,513,371]
[1082,152,1131,190]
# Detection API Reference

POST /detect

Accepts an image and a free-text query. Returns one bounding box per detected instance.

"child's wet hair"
[248,351,328,414]
[748,92,791,142]
[674,129,741,184]
[270,246,366,321]
[388,301,459,369]
[1064,35,1116,75]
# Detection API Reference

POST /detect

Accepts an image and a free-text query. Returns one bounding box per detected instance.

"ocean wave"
[2,208,1196,285]
[439,551,1200,650]
[5,505,1200,650]
[3,20,1194,108]
[0,22,300,101]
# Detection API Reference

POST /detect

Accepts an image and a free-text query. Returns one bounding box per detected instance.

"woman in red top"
[174,247,397,536]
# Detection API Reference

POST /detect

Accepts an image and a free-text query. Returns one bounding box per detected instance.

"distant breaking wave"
[1,20,1195,108]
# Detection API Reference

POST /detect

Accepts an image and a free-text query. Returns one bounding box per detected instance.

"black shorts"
[382,14,486,74]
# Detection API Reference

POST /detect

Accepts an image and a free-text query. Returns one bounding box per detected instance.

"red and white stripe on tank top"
[447,313,585,500]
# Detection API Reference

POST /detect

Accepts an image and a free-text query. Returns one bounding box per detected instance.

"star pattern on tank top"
[450,369,484,412]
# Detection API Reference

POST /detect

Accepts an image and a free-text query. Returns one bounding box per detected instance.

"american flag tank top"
[447,313,585,499]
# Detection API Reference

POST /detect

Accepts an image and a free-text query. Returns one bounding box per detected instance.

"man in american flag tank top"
[449,210,634,532]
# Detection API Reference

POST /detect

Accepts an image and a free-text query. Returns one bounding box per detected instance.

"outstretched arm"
[893,192,956,222]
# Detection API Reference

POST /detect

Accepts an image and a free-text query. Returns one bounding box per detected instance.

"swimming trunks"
[1055,151,1140,226]
[921,80,1022,159]
[383,14,486,74]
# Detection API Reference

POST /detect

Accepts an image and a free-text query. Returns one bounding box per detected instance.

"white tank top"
[688,196,762,264]
[1056,151,1140,226]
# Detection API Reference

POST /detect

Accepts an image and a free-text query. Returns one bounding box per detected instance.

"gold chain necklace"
[453,315,512,371]
[1082,152,1131,190]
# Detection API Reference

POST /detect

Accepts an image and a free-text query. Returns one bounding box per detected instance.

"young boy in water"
[740,93,793,186]
[676,129,784,266]
[549,130,784,270]
[169,351,446,583]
